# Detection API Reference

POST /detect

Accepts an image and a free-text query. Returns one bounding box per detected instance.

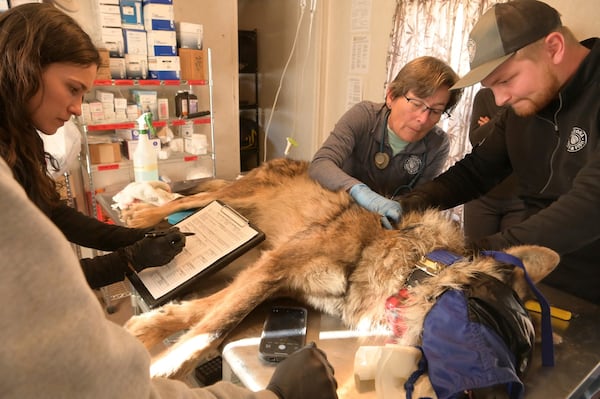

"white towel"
[111,181,182,210]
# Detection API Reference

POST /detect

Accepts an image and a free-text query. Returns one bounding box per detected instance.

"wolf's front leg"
[149,251,287,378]
[124,291,227,349]
[121,202,172,228]
[150,331,222,379]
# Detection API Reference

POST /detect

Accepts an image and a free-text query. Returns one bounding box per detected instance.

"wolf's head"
[395,244,559,345]
[387,245,559,399]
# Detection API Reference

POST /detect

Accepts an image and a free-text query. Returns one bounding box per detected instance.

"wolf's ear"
[504,245,560,298]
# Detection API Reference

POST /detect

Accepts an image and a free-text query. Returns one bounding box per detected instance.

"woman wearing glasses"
[308,56,462,228]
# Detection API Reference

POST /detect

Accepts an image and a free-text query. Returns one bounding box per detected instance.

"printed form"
[137,201,259,299]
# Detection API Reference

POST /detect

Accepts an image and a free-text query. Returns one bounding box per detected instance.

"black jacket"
[401,38,600,303]
[50,202,148,289]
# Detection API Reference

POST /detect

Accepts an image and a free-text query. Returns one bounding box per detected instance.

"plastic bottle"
[133,112,159,182]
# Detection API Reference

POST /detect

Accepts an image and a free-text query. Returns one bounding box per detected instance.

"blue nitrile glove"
[349,183,402,229]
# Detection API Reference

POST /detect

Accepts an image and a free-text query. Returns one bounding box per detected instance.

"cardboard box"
[102,27,125,57]
[178,48,206,81]
[89,143,122,164]
[147,30,177,56]
[109,57,127,79]
[120,0,144,30]
[177,22,203,49]
[131,89,158,117]
[143,3,175,31]
[96,49,112,80]
[148,56,180,80]
[99,4,122,28]
[124,54,148,79]
[123,29,148,55]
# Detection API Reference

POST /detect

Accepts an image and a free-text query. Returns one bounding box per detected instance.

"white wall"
[318,0,396,148]
[174,0,241,179]
[544,0,600,40]
[238,0,324,162]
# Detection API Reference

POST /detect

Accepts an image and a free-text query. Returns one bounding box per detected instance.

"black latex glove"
[397,194,438,215]
[266,342,338,399]
[118,226,186,272]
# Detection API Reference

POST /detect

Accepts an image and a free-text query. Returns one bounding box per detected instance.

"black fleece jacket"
[50,202,149,289]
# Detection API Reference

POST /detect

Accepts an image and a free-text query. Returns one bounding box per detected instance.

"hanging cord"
[263,1,306,163]
[286,0,317,157]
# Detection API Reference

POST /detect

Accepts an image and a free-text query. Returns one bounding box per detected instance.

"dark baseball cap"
[451,0,562,89]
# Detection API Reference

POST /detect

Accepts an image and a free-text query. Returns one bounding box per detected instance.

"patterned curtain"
[385,0,507,223]
[385,0,507,170]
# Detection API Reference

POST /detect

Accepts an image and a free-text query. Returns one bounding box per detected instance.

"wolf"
[121,158,560,386]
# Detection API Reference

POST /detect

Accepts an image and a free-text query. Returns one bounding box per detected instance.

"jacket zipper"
[540,94,563,193]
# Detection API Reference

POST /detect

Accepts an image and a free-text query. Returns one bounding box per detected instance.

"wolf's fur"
[122,159,559,382]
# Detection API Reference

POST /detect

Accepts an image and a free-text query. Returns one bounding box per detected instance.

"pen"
[145,231,196,238]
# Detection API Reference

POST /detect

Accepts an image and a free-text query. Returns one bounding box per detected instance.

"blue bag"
[404,251,554,399]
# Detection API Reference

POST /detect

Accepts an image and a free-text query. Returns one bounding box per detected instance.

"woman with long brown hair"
[0,3,184,288]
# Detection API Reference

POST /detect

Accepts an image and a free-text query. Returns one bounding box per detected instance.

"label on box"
[131,90,158,118]
[142,0,172,4]
[158,98,169,119]
[147,30,177,56]
[125,54,148,79]
[177,22,203,49]
[120,0,144,30]
[102,27,124,57]
[123,29,148,55]
[96,90,114,103]
[148,56,180,80]
[99,11,122,28]
[124,138,160,159]
[143,3,175,31]
[109,57,127,79]
[115,128,140,140]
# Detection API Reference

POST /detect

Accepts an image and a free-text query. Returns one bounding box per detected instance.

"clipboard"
[127,200,265,309]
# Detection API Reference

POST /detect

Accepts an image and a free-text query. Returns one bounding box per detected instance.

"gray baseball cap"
[451,0,562,89]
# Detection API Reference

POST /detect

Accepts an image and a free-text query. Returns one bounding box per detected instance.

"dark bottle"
[175,90,189,117]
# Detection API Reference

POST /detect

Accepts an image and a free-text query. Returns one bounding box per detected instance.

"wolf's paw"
[552,331,563,345]
[124,312,172,348]
[150,334,214,380]
[121,203,164,228]
[150,355,193,380]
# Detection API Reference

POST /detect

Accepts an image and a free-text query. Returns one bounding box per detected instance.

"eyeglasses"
[403,95,450,120]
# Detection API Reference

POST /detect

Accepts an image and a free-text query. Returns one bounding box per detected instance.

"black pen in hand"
[145,231,196,238]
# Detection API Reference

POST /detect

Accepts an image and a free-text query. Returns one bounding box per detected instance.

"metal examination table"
[98,191,600,398]
[219,283,600,398]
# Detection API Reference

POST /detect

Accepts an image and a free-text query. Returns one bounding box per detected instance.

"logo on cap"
[467,38,477,64]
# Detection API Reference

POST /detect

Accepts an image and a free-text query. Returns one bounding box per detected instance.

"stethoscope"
[374,110,426,198]
[374,110,392,169]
